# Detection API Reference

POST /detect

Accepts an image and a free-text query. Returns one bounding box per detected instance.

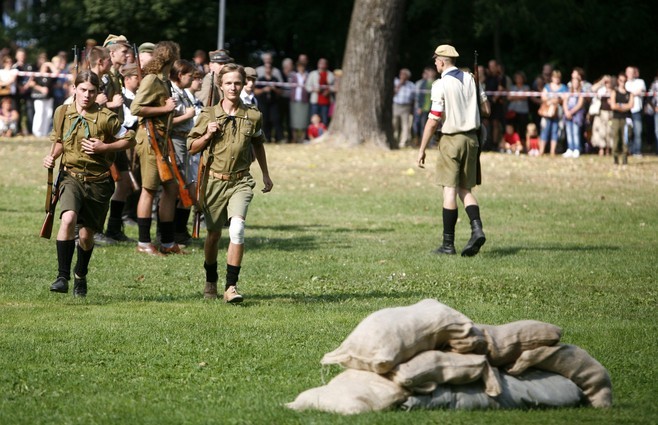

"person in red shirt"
[502,123,522,155]
[307,113,327,140]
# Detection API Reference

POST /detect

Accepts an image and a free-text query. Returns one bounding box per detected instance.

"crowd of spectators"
[2,43,658,158]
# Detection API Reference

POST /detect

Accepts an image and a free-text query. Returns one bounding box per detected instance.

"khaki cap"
[103,34,130,48]
[244,67,257,80]
[433,44,459,58]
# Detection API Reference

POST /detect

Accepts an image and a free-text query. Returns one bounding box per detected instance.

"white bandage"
[228,217,245,244]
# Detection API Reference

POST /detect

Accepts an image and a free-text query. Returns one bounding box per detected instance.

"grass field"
[1,138,657,424]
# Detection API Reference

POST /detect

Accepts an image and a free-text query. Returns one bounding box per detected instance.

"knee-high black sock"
[106,200,126,233]
[442,208,458,235]
[137,217,152,243]
[174,208,191,233]
[160,221,175,244]
[204,261,218,283]
[465,205,481,224]
[74,244,94,278]
[226,264,241,290]
[56,240,76,280]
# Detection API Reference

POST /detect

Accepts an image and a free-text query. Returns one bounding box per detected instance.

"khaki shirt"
[130,72,171,147]
[106,67,124,122]
[187,102,265,174]
[195,72,221,107]
[50,103,132,176]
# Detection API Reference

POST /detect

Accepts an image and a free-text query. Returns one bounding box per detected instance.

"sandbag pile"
[286,299,612,415]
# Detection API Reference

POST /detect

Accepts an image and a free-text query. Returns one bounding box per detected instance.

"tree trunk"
[326,0,406,148]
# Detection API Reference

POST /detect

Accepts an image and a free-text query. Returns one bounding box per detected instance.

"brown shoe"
[223,285,243,304]
[204,282,218,299]
[136,244,165,256]
[159,243,186,255]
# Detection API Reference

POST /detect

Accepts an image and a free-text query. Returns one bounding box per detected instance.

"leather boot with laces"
[224,285,243,304]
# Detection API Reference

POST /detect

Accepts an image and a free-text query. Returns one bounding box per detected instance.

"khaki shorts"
[202,174,255,232]
[436,131,479,189]
[136,137,163,191]
[58,173,114,233]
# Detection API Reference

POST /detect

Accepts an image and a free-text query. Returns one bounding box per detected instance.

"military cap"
[209,49,234,64]
[244,67,257,80]
[433,44,459,58]
[103,34,130,48]
[138,42,155,54]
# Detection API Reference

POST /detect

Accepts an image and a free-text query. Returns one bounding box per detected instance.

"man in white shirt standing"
[625,66,646,156]
[392,68,416,148]
[240,67,258,107]
[416,44,490,257]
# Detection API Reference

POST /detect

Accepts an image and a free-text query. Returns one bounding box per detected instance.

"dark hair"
[169,59,196,82]
[75,70,101,89]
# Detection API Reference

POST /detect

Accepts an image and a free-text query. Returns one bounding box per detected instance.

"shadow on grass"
[245,290,425,306]
[486,244,621,257]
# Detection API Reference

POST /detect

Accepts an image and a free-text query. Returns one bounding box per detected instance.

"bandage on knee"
[228,217,245,244]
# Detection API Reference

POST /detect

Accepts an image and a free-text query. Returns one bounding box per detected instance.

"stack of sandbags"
[286,299,612,415]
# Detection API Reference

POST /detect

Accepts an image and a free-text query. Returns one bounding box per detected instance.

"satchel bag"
[538,101,557,119]
[588,97,601,116]
[0,84,11,97]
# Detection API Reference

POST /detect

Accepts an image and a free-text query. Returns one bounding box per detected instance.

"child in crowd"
[307,113,327,140]
[502,123,522,155]
[0,97,19,137]
[525,122,541,156]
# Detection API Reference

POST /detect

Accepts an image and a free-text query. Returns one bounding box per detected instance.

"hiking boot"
[204,282,218,299]
[50,277,69,293]
[73,276,87,297]
[461,219,486,257]
[224,285,243,304]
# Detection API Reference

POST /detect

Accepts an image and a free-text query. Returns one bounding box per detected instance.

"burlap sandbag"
[321,299,473,374]
[445,326,488,354]
[506,344,612,408]
[388,350,501,396]
[285,369,409,415]
[478,320,562,367]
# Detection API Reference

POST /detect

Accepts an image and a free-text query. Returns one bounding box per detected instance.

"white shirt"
[429,66,487,134]
[625,78,646,113]
[240,89,258,107]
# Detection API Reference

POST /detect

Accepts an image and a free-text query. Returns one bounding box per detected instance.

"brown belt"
[209,170,247,181]
[64,167,111,182]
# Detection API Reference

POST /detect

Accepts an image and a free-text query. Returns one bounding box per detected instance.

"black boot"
[461,219,486,257]
[433,233,456,255]
[73,276,87,297]
[106,217,135,242]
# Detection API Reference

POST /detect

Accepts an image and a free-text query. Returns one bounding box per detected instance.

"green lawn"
[1,139,656,424]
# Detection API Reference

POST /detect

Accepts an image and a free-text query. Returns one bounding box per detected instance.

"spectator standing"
[483,59,507,151]
[507,71,530,141]
[413,66,437,146]
[289,59,310,143]
[539,70,567,156]
[31,54,56,137]
[610,74,634,166]
[279,58,294,142]
[255,63,284,143]
[0,56,18,98]
[392,68,416,148]
[13,48,35,136]
[305,58,334,127]
[529,75,545,130]
[562,76,586,158]
[255,52,283,81]
[650,71,658,154]
[590,75,614,156]
[625,66,646,156]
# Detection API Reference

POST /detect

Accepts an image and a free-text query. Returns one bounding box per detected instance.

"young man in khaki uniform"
[417,44,490,257]
[43,71,135,296]
[188,64,274,303]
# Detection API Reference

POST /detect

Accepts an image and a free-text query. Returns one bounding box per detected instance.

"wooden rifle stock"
[167,135,193,208]
[145,119,174,182]
[127,169,140,192]
[41,166,63,239]
[191,73,215,238]
[109,163,120,181]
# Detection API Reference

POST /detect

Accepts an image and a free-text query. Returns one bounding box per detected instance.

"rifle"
[192,72,215,238]
[40,145,63,239]
[164,80,193,207]
[145,118,174,182]
[474,50,483,185]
